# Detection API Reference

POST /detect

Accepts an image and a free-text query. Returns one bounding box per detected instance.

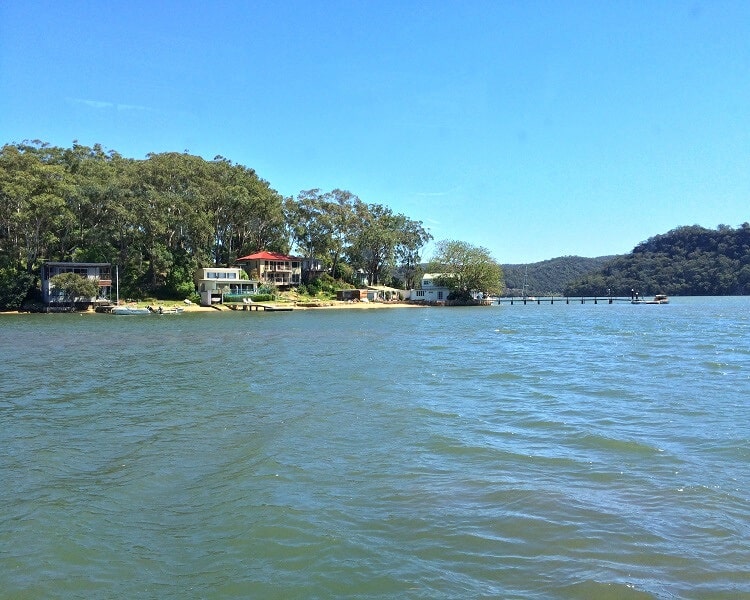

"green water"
[2,298,749,598]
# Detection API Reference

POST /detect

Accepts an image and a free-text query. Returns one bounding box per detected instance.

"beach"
[1,300,423,315]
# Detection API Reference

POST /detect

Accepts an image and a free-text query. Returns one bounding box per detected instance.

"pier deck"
[225,302,294,312]
[498,296,634,305]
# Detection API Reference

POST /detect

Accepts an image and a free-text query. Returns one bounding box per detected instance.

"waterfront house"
[408,273,452,303]
[194,267,258,306]
[235,251,302,289]
[41,262,112,307]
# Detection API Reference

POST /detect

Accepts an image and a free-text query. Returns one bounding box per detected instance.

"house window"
[416,290,425,297]
[438,291,443,300]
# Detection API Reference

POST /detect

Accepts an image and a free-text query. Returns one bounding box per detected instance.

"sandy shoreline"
[185,300,423,312]
[1,301,424,315]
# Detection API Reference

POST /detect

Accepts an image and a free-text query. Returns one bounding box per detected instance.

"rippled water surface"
[2,297,749,598]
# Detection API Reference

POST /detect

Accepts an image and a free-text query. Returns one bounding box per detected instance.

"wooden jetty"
[497,296,633,305]
[226,301,293,312]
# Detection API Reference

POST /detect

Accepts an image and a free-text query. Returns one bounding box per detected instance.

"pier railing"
[498,296,633,305]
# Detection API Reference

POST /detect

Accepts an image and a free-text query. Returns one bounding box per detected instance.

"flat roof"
[43,261,110,267]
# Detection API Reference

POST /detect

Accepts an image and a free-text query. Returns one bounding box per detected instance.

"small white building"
[408,273,452,303]
[194,267,258,306]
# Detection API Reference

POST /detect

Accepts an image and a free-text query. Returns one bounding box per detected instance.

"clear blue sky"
[1,1,748,263]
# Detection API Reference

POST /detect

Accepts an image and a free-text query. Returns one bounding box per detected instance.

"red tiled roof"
[236,251,297,262]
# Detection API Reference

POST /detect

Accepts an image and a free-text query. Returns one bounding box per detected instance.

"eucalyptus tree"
[203,157,287,265]
[323,189,362,279]
[348,203,429,286]
[0,142,75,272]
[131,152,204,292]
[394,216,432,289]
[349,204,401,285]
[235,170,286,257]
[287,189,335,282]
[203,157,242,266]
[59,142,125,263]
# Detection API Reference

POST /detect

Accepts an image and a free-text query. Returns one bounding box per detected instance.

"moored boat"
[632,294,669,305]
[111,305,151,315]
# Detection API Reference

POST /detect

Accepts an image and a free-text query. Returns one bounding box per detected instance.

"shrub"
[0,267,34,311]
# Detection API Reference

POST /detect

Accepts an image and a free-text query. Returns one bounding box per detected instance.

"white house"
[41,262,112,306]
[408,273,452,303]
[194,267,258,306]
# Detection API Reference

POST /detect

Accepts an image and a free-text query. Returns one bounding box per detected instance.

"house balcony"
[222,292,259,303]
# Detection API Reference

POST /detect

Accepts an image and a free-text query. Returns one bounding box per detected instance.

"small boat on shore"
[111,305,151,315]
[632,294,669,305]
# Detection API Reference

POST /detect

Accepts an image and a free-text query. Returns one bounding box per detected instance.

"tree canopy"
[49,272,99,308]
[428,240,503,300]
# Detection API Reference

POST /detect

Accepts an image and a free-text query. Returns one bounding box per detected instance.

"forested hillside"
[502,256,615,296]
[0,141,430,309]
[564,224,750,296]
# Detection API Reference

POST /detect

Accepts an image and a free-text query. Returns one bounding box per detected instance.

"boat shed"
[40,262,112,307]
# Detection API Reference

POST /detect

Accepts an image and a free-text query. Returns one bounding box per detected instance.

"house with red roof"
[235,251,302,289]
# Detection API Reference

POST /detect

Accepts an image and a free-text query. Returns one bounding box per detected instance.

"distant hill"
[502,256,616,296]
[563,224,750,297]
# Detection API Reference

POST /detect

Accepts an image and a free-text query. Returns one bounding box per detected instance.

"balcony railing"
[222,293,258,303]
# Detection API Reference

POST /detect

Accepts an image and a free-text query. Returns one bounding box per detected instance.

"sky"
[1,1,748,264]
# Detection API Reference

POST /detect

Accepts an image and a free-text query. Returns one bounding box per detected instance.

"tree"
[0,142,75,272]
[348,203,401,286]
[428,240,503,301]
[0,266,34,311]
[287,189,333,282]
[49,272,99,310]
[394,217,432,289]
[323,189,361,279]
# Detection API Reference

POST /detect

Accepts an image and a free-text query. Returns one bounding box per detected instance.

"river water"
[1,297,748,599]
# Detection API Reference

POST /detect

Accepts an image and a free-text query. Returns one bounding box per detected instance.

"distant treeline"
[563,224,750,297]
[0,141,431,310]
